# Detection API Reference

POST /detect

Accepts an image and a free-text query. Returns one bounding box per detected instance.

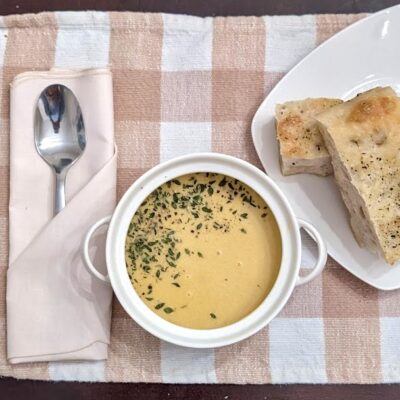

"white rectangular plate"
[252,5,400,290]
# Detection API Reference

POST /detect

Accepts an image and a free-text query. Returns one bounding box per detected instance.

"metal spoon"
[34,84,86,215]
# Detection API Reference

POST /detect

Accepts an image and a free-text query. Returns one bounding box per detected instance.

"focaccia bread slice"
[316,86,400,264]
[275,98,342,176]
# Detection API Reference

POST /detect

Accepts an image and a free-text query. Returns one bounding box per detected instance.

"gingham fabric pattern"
[0,11,398,384]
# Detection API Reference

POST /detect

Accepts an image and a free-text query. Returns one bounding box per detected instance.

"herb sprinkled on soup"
[125,173,282,329]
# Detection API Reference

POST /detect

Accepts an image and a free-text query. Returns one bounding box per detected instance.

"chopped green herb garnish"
[167,260,176,267]
[192,195,201,204]
[219,177,227,187]
[126,172,272,324]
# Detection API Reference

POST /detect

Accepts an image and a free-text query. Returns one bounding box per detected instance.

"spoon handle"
[54,171,66,214]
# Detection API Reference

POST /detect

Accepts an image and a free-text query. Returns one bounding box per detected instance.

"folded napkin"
[7,69,116,363]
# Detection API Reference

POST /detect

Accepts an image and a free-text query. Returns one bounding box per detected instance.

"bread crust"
[275,98,342,176]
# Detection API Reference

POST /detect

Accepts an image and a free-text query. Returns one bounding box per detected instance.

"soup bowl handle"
[295,218,327,287]
[83,216,112,283]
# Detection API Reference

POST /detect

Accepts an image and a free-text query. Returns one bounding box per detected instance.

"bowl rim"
[106,152,302,348]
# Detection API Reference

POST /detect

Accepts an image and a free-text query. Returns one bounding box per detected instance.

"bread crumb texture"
[317,87,400,264]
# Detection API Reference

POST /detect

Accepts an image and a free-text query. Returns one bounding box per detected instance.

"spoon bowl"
[34,84,86,214]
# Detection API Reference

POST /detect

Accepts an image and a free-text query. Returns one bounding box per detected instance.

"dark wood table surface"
[2,0,400,399]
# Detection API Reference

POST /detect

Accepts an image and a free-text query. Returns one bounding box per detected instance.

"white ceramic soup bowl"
[83,153,327,348]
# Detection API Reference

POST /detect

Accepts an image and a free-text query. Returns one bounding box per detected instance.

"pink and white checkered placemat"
[0,11,398,384]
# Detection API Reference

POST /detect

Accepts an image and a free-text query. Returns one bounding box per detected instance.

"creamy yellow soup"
[125,173,281,329]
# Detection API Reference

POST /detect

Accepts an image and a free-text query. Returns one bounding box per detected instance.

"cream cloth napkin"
[6,69,116,363]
